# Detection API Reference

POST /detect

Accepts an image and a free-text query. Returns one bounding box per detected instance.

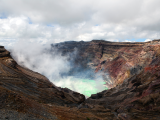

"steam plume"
[9,40,106,97]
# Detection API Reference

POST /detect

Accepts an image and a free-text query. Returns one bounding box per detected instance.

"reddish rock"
[1,39,160,119]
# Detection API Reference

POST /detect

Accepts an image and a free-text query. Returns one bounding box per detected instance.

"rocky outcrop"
[1,39,160,119]
[52,39,160,119]
[52,40,152,88]
[0,47,85,119]
[82,66,160,119]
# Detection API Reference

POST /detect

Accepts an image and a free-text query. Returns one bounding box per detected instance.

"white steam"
[9,40,106,97]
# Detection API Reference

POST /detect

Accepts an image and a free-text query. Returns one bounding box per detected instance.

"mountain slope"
[1,40,160,119]
[0,46,86,119]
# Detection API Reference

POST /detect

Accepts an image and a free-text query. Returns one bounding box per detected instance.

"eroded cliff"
[1,40,160,119]
[52,40,158,88]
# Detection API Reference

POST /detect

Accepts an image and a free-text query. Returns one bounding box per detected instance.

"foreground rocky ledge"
[0,40,160,119]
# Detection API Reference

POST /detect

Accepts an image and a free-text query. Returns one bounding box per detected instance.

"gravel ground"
[0,109,58,120]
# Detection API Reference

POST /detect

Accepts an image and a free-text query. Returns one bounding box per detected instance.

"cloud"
[0,0,160,46]
[145,39,152,42]
[0,0,94,25]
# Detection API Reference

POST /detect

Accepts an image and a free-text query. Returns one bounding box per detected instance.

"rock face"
[52,40,156,88]
[0,46,85,119]
[1,40,160,119]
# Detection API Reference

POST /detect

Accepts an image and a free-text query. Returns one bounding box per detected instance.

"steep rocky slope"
[1,40,160,119]
[0,46,86,119]
[52,40,157,88]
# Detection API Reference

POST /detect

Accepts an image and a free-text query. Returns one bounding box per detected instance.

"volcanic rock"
[0,47,85,119]
[1,40,160,119]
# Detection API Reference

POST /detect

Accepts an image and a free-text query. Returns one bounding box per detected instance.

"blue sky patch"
[28,17,32,24]
[47,24,54,27]
[127,38,147,42]
[0,13,7,19]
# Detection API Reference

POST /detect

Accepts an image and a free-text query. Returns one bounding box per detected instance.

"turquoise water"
[78,79,107,96]
[54,77,107,97]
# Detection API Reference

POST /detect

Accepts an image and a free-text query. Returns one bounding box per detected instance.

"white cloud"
[0,0,160,47]
[145,39,152,42]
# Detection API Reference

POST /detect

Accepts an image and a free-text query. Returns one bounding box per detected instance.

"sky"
[0,0,160,47]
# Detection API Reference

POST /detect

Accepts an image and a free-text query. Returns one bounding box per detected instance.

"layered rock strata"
[0,46,85,119]
[1,40,160,119]
[52,40,158,88]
